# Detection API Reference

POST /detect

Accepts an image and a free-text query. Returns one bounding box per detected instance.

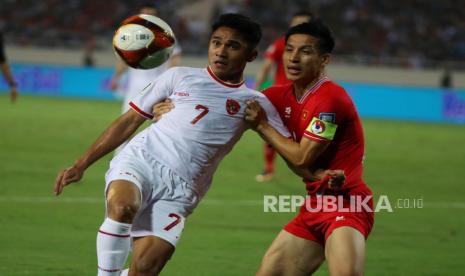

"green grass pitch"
[0,94,464,275]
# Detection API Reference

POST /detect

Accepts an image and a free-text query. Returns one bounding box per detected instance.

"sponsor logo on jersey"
[226,99,241,115]
[306,117,338,140]
[285,106,292,118]
[319,112,336,123]
[174,91,190,97]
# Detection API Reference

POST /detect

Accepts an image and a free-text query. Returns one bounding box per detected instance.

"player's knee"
[107,200,139,223]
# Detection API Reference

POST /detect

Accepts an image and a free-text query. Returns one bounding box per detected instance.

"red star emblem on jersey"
[226,99,241,115]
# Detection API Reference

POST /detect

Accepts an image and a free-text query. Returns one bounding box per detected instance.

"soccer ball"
[113,14,175,69]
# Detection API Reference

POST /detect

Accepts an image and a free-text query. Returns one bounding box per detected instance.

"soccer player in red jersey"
[246,19,374,276]
[254,11,313,182]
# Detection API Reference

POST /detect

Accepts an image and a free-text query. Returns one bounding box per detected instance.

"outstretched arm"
[54,109,146,195]
[258,122,328,168]
[246,100,345,189]
[285,160,324,181]
[285,161,345,190]
[246,99,329,169]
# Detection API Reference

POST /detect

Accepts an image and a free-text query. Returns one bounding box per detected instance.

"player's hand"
[152,99,174,122]
[54,165,84,196]
[10,86,18,103]
[325,169,345,190]
[245,99,268,130]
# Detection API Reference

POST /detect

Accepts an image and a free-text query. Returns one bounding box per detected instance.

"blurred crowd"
[0,0,464,69]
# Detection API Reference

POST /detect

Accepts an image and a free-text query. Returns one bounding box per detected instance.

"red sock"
[264,143,276,174]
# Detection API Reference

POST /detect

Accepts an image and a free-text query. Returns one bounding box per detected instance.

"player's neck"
[293,73,324,100]
[222,74,244,85]
[208,66,244,86]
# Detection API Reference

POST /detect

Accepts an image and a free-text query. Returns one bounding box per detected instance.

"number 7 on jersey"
[190,104,209,124]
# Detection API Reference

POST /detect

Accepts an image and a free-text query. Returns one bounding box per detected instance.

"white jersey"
[122,46,182,112]
[123,66,290,198]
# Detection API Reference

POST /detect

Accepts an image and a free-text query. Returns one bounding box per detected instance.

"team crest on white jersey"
[226,99,241,115]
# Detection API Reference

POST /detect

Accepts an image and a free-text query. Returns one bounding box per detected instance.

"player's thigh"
[325,226,366,276]
[129,235,175,276]
[131,200,187,247]
[257,230,325,276]
[106,180,142,222]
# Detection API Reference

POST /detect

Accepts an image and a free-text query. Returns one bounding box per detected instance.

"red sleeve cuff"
[129,102,154,120]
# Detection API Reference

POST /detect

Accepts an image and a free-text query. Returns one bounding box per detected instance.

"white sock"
[120,269,129,276]
[97,218,132,275]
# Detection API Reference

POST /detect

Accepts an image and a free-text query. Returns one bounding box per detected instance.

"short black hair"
[285,18,335,54]
[211,13,262,50]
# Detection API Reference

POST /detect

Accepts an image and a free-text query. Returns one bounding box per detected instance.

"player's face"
[283,34,330,84]
[208,26,257,82]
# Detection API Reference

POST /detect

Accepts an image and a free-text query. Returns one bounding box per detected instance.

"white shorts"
[105,147,199,247]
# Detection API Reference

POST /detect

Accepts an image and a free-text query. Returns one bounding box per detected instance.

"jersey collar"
[296,76,330,104]
[206,66,245,88]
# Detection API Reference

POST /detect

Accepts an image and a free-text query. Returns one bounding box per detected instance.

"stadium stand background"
[1,0,465,117]
[1,0,464,69]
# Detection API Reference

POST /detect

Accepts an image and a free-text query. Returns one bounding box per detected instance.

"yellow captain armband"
[306,117,338,140]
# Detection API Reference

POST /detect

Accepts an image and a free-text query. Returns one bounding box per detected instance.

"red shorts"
[284,195,374,246]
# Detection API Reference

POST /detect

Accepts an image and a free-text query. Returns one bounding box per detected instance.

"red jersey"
[263,78,372,197]
[264,37,291,85]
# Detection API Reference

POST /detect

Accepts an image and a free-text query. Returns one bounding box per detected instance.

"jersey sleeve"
[262,87,275,103]
[302,91,348,144]
[129,67,177,119]
[256,95,291,138]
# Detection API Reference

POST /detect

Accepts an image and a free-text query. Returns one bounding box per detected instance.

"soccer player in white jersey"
[54,14,289,276]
